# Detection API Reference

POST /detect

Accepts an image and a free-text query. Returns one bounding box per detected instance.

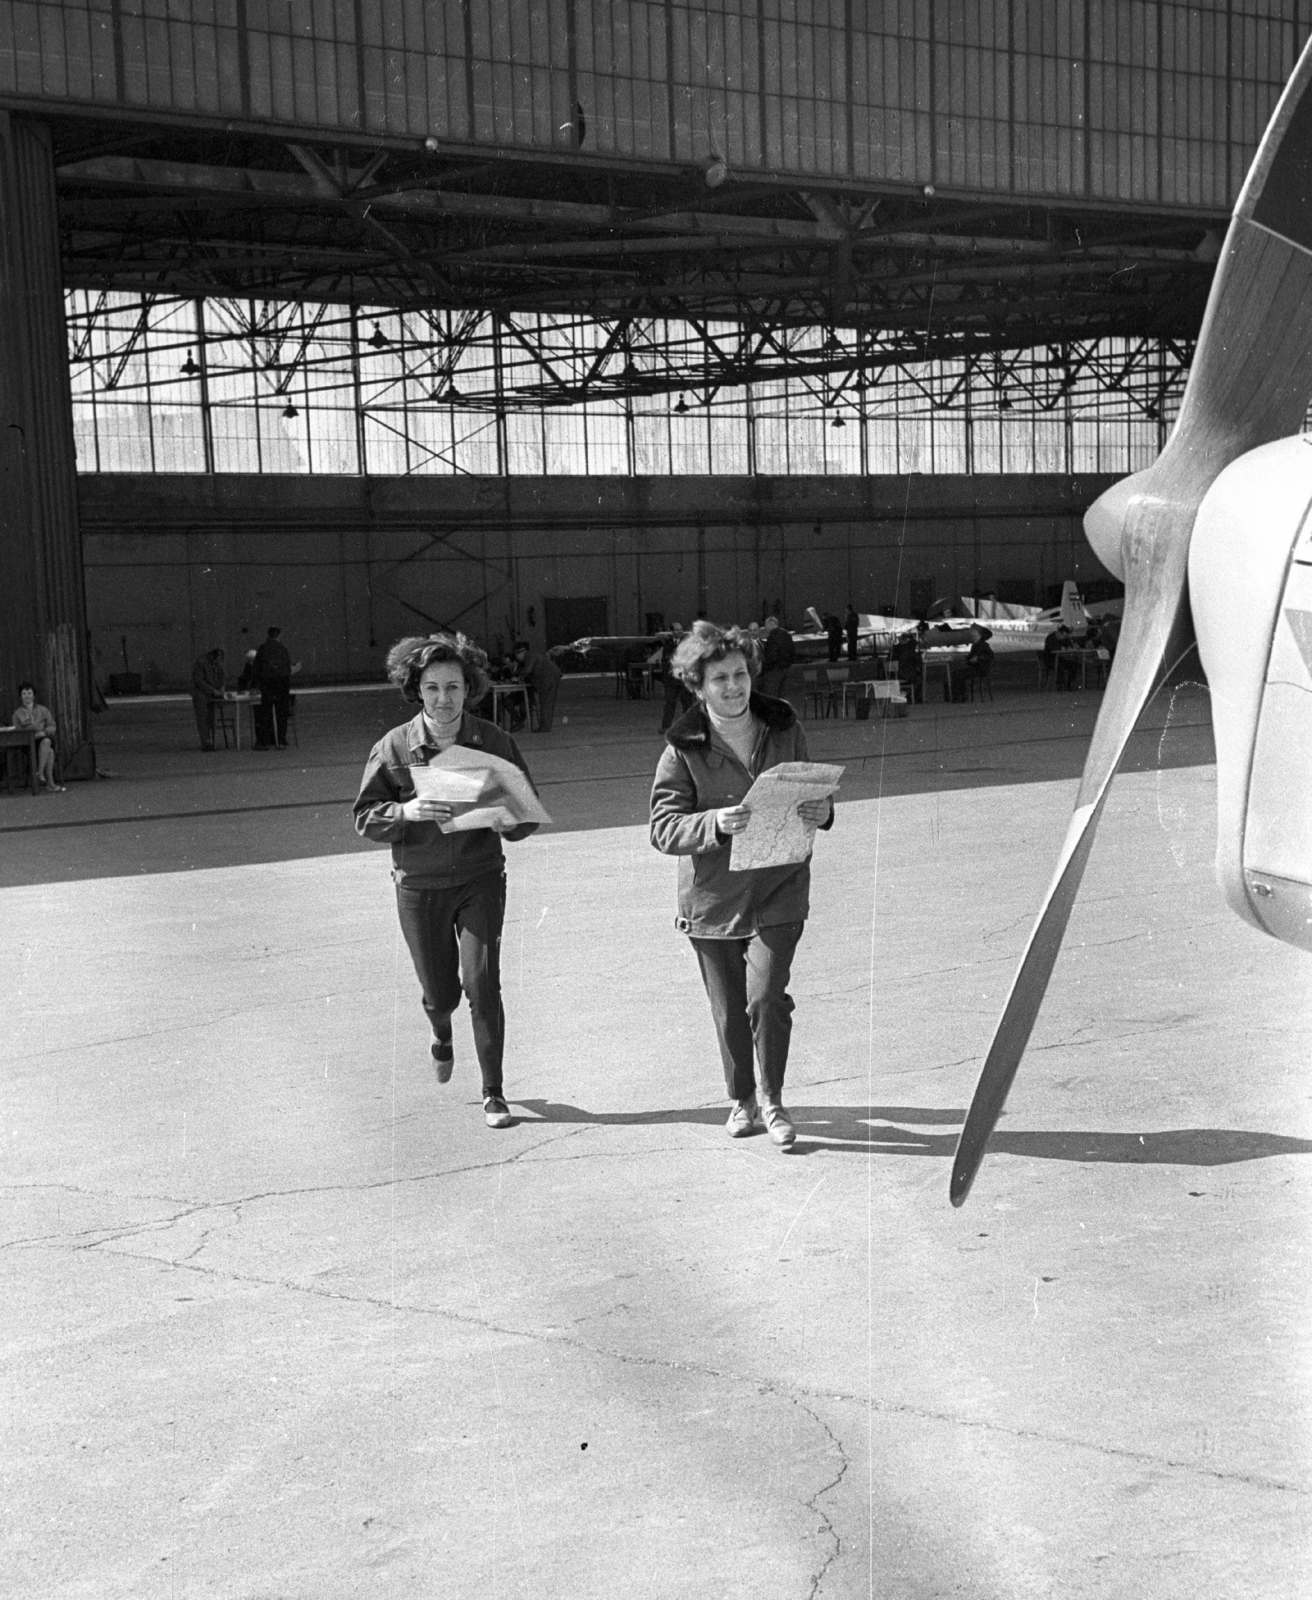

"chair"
[839,659,880,717]
[802,666,840,719]
[968,658,994,702]
[212,700,237,749]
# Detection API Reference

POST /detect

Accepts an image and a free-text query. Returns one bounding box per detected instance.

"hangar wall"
[79,472,1118,690]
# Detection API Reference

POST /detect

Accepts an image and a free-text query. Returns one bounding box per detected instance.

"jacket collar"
[665,691,796,751]
[404,709,486,753]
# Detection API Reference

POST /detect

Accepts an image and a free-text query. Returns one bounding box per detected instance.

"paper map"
[729,761,843,872]
[412,745,552,832]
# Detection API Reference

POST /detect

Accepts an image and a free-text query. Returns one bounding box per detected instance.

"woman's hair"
[670,620,762,691]
[386,633,492,705]
[16,680,36,695]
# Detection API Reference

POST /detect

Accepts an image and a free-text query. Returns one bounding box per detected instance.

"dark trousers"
[660,676,693,731]
[395,870,507,1095]
[534,678,560,732]
[261,677,291,745]
[191,695,215,749]
[691,923,803,1104]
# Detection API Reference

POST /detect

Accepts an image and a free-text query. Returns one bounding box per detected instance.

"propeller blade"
[950,36,1312,1207]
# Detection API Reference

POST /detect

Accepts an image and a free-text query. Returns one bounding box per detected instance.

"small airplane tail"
[804,605,825,632]
[1060,581,1088,631]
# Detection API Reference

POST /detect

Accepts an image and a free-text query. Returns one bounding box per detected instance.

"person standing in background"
[658,624,693,733]
[823,613,843,662]
[513,640,564,733]
[845,604,860,662]
[253,626,295,749]
[189,647,226,750]
[757,616,795,699]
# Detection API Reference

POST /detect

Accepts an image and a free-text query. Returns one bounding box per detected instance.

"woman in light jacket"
[649,621,833,1148]
[353,633,539,1130]
[12,682,63,792]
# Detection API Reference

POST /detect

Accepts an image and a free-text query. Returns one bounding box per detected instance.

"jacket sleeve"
[791,724,835,831]
[649,746,724,856]
[497,732,540,843]
[353,738,409,843]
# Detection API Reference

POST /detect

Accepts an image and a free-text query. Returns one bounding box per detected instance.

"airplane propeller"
[950,38,1312,1207]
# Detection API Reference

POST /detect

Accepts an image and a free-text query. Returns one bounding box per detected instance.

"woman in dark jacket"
[650,621,833,1148]
[353,633,539,1130]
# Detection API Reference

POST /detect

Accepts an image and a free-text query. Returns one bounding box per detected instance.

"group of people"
[354,620,833,1146]
[189,627,298,750]
[487,640,563,734]
[820,605,862,663]
[1042,618,1115,690]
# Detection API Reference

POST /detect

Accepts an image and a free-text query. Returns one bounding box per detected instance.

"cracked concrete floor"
[3,691,1311,1598]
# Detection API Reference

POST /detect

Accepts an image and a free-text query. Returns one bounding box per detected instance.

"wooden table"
[489,682,531,729]
[0,726,39,794]
[224,692,255,749]
[922,649,970,701]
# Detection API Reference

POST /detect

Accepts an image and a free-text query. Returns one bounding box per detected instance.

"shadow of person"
[513,1099,1312,1169]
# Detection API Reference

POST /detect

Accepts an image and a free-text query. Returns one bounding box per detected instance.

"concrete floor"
[3,677,1310,1598]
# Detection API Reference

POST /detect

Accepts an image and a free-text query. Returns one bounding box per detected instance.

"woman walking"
[650,621,833,1147]
[354,633,540,1129]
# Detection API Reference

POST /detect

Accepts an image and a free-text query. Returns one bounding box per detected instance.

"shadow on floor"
[513,1099,1312,1168]
[0,680,1216,886]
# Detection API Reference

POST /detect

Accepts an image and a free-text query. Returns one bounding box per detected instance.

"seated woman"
[12,682,63,792]
[650,621,834,1149]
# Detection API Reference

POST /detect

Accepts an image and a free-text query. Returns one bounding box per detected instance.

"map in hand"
[729,761,843,872]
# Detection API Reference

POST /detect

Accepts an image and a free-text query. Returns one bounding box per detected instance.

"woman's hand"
[402,796,456,825]
[715,804,751,835]
[796,797,832,827]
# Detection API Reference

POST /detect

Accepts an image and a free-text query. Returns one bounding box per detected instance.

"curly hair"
[386,632,492,705]
[670,620,762,691]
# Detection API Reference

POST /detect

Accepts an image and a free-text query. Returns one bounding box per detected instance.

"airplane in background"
[799,581,1102,657]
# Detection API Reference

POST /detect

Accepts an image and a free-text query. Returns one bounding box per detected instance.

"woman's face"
[418,661,467,727]
[698,652,751,718]
[20,687,34,709]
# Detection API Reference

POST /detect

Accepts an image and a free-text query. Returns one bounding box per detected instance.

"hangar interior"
[8,0,1306,762]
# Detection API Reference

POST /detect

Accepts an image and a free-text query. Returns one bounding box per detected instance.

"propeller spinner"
[950,38,1312,1207]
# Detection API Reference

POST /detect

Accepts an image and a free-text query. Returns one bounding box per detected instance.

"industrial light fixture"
[832,414,846,429]
[282,402,298,419]
[367,322,388,348]
[180,350,198,377]
[998,396,1013,411]
[674,393,689,414]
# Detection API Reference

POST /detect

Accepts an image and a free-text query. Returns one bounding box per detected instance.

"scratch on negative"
[773,1176,828,1262]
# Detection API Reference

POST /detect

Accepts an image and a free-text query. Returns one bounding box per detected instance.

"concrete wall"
[77,473,1121,690]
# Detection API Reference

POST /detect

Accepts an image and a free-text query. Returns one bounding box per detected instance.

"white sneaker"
[761,1102,796,1147]
[726,1098,759,1137]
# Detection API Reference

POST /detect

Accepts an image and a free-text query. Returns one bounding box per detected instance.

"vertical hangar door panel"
[544,597,608,648]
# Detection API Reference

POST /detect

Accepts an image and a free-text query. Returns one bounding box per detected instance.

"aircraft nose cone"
[1084,477,1137,580]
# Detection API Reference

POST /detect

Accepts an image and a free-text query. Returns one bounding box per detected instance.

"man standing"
[823,612,843,662]
[513,640,564,732]
[189,647,226,750]
[758,616,796,699]
[845,604,860,662]
[254,626,293,748]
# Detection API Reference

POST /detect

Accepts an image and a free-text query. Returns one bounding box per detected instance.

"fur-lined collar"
[665,692,796,750]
